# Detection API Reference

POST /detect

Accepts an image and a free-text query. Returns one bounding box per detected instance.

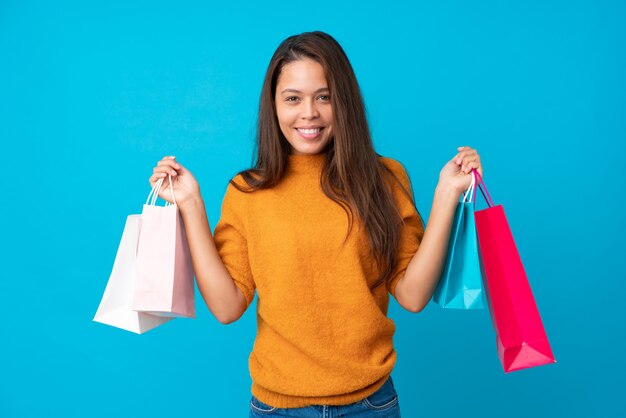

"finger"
[453,152,466,164]
[459,152,479,167]
[149,173,167,188]
[461,155,479,164]
[150,171,172,183]
[151,171,169,180]
[460,160,477,173]
[153,166,178,175]
[153,165,179,177]
[456,153,472,164]
[157,160,181,169]
[455,149,476,164]
[162,155,177,160]
[462,161,481,174]
[457,149,477,159]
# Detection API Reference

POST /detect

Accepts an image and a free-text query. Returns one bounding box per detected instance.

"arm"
[393,183,460,313]
[394,146,483,313]
[179,196,247,324]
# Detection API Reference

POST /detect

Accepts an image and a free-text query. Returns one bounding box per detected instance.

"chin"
[290,139,331,155]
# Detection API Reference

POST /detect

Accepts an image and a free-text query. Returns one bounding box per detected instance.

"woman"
[149,31,483,417]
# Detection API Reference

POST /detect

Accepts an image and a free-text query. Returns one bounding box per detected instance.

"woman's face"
[275,58,334,155]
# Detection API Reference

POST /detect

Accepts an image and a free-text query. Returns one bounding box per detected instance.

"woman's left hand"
[438,146,484,196]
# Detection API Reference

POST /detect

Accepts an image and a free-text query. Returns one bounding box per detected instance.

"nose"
[300,98,320,119]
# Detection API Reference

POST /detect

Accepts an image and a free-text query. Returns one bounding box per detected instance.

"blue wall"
[1,1,624,417]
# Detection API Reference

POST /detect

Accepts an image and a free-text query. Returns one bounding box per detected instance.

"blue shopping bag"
[432,171,485,309]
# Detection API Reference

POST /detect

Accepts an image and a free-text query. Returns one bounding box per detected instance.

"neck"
[287,151,327,174]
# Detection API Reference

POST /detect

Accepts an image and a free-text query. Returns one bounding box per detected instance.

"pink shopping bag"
[93,215,174,334]
[131,175,196,318]
[472,169,555,373]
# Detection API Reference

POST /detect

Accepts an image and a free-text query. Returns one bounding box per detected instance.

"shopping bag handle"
[145,174,177,206]
[462,170,477,203]
[471,168,494,207]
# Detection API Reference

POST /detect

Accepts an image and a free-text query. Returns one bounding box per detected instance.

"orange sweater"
[213,152,424,408]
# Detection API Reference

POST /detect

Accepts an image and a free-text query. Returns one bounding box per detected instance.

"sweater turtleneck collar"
[286,152,327,174]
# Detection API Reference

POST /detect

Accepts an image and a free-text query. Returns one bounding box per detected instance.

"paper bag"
[132,176,195,318]
[93,215,174,333]
[472,169,556,372]
[433,171,485,309]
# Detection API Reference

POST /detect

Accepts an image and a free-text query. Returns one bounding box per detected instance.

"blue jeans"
[249,376,401,417]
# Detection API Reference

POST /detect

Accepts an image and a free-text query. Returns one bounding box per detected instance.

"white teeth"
[297,128,321,134]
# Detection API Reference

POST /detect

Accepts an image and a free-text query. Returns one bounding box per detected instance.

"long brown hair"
[231,31,419,292]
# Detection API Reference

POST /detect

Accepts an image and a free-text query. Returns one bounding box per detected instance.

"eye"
[285,96,299,102]
[318,95,330,101]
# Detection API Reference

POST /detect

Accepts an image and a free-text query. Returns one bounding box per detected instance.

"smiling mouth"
[296,127,324,139]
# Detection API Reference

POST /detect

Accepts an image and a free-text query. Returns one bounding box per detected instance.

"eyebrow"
[280,87,330,95]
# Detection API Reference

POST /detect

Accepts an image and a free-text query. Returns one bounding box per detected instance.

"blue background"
[1,1,624,417]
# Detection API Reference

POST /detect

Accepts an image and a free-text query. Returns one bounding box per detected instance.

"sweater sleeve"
[382,158,425,298]
[213,176,256,309]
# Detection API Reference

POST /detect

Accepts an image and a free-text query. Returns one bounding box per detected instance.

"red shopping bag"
[472,169,556,373]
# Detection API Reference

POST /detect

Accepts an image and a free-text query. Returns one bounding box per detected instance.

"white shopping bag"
[93,214,174,334]
[132,176,195,318]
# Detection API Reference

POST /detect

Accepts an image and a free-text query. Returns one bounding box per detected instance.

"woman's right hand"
[149,156,200,206]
